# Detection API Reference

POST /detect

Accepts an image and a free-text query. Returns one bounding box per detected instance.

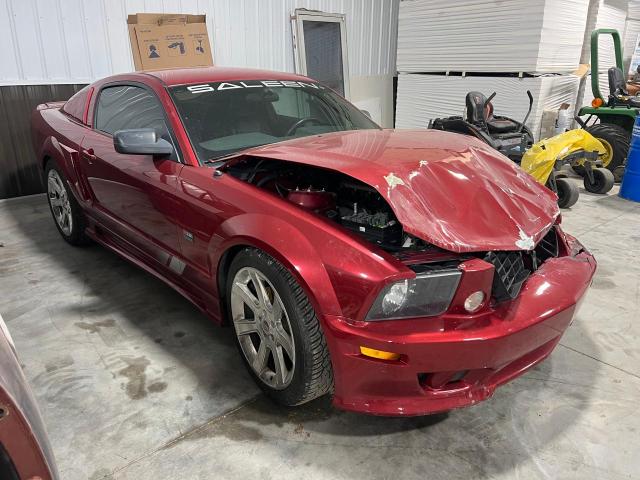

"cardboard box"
[127,13,213,70]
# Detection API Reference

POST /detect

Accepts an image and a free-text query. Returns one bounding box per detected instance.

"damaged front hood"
[243,129,559,253]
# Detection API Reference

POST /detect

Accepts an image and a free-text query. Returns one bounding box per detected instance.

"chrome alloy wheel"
[47,169,73,236]
[231,267,296,390]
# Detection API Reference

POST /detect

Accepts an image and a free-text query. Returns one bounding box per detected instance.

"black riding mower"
[429,90,614,208]
[429,90,535,163]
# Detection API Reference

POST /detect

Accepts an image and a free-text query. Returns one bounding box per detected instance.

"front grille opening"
[534,227,559,264]
[484,251,530,302]
[482,227,560,303]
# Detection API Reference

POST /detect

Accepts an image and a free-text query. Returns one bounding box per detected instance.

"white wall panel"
[0,0,399,85]
[35,0,69,81]
[0,2,21,81]
[59,0,93,80]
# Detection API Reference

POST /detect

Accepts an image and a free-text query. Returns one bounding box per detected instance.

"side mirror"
[361,110,372,119]
[113,128,174,156]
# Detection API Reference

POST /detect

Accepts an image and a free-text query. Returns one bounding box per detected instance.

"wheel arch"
[38,136,65,169]
[213,215,343,325]
[216,243,249,326]
[39,136,87,203]
[39,136,74,183]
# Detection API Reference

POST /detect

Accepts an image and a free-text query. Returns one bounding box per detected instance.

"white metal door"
[291,9,350,99]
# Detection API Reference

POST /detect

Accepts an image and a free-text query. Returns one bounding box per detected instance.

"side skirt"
[85,223,223,325]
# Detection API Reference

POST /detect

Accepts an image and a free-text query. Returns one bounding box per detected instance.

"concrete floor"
[1,183,639,480]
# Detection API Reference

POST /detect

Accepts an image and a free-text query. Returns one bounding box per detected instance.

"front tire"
[45,161,91,246]
[227,248,333,406]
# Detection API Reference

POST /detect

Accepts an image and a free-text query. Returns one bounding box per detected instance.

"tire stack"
[395,0,591,140]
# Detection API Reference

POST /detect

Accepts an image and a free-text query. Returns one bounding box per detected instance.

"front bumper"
[322,252,596,416]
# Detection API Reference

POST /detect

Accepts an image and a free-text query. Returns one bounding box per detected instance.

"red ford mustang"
[31,67,595,416]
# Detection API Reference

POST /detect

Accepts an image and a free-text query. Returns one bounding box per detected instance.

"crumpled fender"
[213,213,343,316]
[521,129,607,184]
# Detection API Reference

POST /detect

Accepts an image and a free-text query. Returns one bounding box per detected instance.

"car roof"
[141,66,314,87]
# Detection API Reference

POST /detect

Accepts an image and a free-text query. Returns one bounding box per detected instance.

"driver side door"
[81,84,185,274]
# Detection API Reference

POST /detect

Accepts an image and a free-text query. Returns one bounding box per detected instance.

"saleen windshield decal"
[186,80,322,94]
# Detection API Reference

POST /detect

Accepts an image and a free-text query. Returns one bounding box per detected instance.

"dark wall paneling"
[0,84,87,199]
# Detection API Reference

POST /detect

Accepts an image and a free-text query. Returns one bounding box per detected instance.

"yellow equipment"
[520,129,615,208]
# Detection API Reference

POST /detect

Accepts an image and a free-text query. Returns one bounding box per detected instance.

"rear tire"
[583,123,630,182]
[584,167,615,194]
[45,160,92,246]
[227,248,333,406]
[556,177,579,208]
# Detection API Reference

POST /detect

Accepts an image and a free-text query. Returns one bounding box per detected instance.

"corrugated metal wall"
[0,0,398,85]
[0,84,86,198]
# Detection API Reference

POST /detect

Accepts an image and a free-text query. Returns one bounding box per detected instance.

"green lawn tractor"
[576,28,639,182]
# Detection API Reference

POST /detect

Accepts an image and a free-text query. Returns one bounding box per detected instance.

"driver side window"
[95,85,168,136]
[95,84,178,161]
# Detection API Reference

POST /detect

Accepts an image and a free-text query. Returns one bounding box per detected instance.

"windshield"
[169,80,379,162]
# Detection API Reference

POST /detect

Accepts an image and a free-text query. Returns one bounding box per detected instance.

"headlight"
[366,268,462,320]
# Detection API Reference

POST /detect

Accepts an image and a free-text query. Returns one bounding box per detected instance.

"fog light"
[360,346,401,361]
[464,291,485,313]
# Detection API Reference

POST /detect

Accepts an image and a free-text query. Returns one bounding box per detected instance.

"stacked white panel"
[580,0,629,107]
[397,0,589,74]
[628,0,640,20]
[624,1,640,71]
[623,19,640,71]
[395,73,580,140]
[583,0,628,70]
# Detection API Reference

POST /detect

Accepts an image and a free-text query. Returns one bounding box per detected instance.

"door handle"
[82,148,96,164]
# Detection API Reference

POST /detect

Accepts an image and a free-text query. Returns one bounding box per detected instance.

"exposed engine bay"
[224,157,563,304]
[226,157,431,252]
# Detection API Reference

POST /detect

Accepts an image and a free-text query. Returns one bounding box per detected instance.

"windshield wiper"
[202,142,274,167]
[203,155,233,167]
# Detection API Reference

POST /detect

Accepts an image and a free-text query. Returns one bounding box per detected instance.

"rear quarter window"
[61,85,92,123]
